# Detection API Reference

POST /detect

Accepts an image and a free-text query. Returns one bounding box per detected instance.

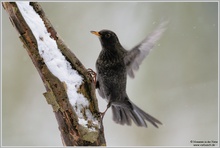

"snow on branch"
[3,1,106,146]
[16,1,99,130]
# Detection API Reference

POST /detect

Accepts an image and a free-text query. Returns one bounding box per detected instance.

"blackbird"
[91,21,167,128]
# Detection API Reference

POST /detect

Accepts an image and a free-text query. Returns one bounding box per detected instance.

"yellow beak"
[90,31,101,37]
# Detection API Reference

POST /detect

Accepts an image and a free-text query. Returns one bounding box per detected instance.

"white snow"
[16,1,99,130]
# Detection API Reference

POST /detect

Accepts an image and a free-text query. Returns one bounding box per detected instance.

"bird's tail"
[111,100,162,128]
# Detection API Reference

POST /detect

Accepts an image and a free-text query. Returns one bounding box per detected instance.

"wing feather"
[125,21,168,78]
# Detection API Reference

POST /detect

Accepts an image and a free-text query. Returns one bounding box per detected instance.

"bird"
[90,21,167,128]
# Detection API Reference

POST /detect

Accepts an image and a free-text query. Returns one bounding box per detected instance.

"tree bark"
[2,2,106,146]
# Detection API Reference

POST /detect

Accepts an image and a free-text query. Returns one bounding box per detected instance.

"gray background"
[2,2,218,146]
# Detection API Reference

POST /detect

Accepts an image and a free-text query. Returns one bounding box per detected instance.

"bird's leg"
[100,102,111,119]
[87,68,97,85]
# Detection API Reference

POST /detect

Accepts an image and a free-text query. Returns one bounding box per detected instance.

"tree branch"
[2,2,106,146]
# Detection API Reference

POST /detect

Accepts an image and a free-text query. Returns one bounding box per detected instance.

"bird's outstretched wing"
[124,21,168,78]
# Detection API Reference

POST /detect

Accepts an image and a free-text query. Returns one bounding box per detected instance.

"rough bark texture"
[2,2,106,146]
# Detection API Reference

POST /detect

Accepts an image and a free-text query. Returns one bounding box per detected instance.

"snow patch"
[16,1,99,130]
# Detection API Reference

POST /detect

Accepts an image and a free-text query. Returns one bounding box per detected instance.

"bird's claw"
[99,110,108,120]
[87,68,97,84]
[99,103,111,120]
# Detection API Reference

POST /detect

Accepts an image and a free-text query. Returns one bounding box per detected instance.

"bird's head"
[91,30,120,49]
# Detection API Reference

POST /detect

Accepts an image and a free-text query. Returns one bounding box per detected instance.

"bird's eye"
[105,33,111,38]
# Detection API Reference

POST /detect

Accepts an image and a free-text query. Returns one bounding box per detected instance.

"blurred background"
[2,2,218,146]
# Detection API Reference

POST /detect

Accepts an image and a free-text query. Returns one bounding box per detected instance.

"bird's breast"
[95,50,127,101]
[96,53,125,75]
